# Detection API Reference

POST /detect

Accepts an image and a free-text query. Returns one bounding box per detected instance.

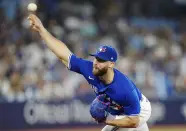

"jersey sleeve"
[123,90,140,116]
[68,54,92,75]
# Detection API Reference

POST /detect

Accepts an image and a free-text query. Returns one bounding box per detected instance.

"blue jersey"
[68,54,142,116]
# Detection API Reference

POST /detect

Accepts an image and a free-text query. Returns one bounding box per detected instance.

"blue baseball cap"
[90,45,118,62]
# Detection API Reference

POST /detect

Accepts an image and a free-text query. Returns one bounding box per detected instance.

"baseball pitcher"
[28,14,151,131]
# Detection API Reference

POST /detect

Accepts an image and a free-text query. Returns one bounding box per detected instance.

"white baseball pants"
[102,94,151,131]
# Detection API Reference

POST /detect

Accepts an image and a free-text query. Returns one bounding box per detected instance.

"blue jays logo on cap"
[90,45,118,62]
[99,47,106,52]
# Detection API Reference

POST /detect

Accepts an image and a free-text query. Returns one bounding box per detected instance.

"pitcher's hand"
[27,14,44,32]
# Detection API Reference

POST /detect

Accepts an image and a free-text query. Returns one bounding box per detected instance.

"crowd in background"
[0,0,186,103]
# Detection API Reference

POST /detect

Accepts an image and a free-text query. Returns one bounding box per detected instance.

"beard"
[93,66,108,76]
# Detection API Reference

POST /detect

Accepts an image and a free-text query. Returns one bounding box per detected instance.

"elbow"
[119,120,139,128]
[106,116,140,128]
[130,122,139,128]
[130,119,139,128]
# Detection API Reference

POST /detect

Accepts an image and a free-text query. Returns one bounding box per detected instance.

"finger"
[30,23,34,28]
[27,14,33,20]
[29,25,37,31]
[30,24,35,30]
[29,20,34,26]
[32,25,39,32]
[27,14,35,21]
[29,14,37,20]
[27,17,34,24]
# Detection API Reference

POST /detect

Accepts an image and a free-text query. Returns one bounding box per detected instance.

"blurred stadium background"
[0,0,186,131]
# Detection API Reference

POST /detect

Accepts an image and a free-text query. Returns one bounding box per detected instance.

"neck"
[99,68,114,85]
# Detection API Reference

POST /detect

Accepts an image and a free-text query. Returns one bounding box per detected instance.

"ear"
[108,62,115,68]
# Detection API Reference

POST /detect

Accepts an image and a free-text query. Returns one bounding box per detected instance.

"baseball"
[27,3,37,12]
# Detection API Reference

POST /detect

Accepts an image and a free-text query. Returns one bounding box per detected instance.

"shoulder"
[70,54,93,66]
[114,69,128,81]
[68,54,93,74]
[114,69,136,90]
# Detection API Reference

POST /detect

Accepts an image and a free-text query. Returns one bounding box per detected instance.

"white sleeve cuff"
[67,53,72,70]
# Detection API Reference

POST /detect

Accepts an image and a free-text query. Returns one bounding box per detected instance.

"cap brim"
[89,53,96,56]
[89,54,107,62]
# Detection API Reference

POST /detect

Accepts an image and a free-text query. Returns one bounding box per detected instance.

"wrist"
[39,26,46,34]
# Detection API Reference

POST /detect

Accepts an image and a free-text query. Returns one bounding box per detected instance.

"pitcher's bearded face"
[93,57,109,76]
[93,66,108,76]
